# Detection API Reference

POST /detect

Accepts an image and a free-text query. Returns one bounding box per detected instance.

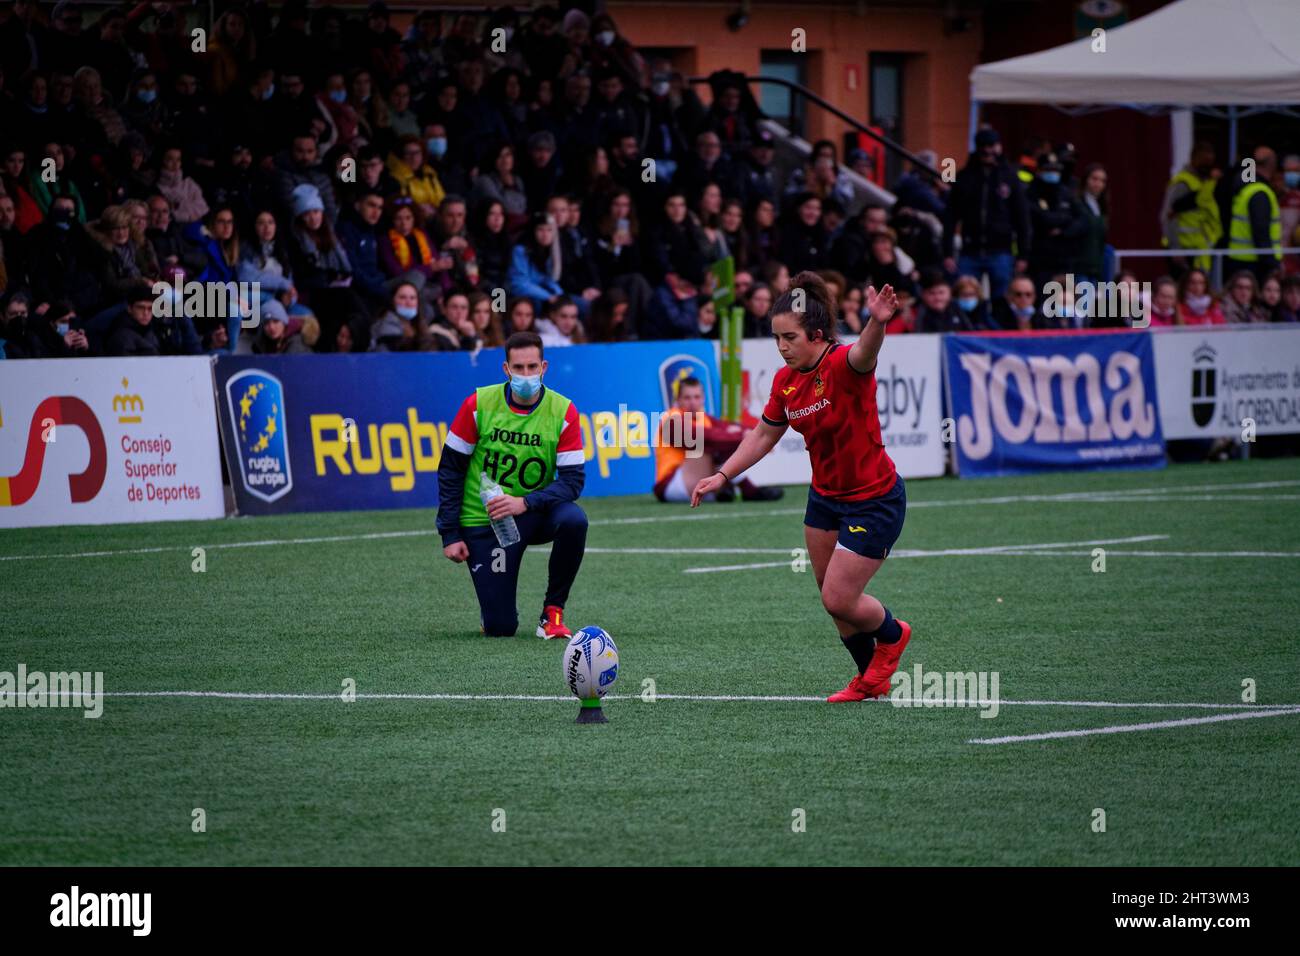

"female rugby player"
[690,272,909,702]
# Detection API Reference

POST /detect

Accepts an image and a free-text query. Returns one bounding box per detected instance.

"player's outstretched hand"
[443,542,469,562]
[690,472,727,508]
[865,284,898,324]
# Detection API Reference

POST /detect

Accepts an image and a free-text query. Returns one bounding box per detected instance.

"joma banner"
[944,332,1165,478]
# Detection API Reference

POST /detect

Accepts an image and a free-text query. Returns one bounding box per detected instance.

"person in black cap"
[942,127,1030,300]
[738,128,778,207]
[1026,151,1087,295]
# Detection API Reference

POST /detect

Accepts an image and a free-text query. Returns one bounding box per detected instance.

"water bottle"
[480,472,521,547]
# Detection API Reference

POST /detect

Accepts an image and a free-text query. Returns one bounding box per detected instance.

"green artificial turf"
[2,459,1298,865]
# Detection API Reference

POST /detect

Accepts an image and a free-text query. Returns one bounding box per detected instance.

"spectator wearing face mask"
[914,269,976,333]
[387,134,446,223]
[1176,268,1225,325]
[991,275,1041,330]
[370,280,426,351]
[1027,152,1086,290]
[28,196,102,314]
[1,294,32,359]
[952,275,993,330]
[23,299,91,357]
[587,13,643,91]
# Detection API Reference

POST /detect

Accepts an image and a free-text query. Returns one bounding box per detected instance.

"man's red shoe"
[536,605,572,640]
[863,620,911,695]
[826,673,885,703]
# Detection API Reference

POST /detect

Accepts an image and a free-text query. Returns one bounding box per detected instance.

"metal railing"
[1112,247,1300,289]
[688,74,942,180]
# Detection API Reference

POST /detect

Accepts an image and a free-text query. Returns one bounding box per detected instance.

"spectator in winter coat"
[942,128,1031,300]
[508,212,564,308]
[334,192,389,309]
[155,146,209,224]
[274,133,339,226]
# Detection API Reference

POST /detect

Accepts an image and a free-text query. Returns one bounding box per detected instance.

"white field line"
[968,706,1300,745]
[683,548,1300,572]
[3,478,1297,563]
[76,690,1300,710]
[974,549,1300,559]
[681,534,1168,573]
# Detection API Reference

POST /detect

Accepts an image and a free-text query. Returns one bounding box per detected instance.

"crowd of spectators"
[2,1,1298,361]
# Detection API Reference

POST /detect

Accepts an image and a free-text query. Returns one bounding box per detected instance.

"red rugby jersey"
[761,343,897,500]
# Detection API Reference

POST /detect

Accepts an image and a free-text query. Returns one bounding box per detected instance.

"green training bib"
[459,383,571,527]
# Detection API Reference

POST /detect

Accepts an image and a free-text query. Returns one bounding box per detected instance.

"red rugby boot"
[864,620,911,695]
[826,673,883,703]
[537,605,572,640]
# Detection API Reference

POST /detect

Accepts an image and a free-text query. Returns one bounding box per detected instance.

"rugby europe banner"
[0,357,224,527]
[1152,325,1300,439]
[944,332,1165,478]
[739,334,946,484]
[213,341,718,515]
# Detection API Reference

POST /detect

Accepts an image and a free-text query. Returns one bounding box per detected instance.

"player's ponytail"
[770,271,838,341]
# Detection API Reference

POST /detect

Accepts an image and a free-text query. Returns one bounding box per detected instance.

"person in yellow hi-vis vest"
[1227,147,1283,283]
[1161,141,1221,274]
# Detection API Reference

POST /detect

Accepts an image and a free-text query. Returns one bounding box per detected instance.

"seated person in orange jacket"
[653,376,783,503]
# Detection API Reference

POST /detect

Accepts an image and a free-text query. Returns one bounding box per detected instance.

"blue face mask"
[1014,304,1036,319]
[395,305,418,320]
[510,373,542,400]
[55,321,70,336]
[136,88,157,104]
[1039,171,1061,185]
[261,83,275,101]
[956,296,979,312]
[1285,171,1300,189]
[426,137,447,159]
[328,89,347,104]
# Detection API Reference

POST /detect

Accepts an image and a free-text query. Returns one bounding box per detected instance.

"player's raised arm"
[847,284,898,376]
[690,418,787,506]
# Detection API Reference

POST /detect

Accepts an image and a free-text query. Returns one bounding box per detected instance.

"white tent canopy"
[971,0,1300,106]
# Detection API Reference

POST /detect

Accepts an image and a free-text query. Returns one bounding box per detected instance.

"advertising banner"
[213,341,719,515]
[0,357,224,528]
[944,331,1164,478]
[1153,325,1300,439]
